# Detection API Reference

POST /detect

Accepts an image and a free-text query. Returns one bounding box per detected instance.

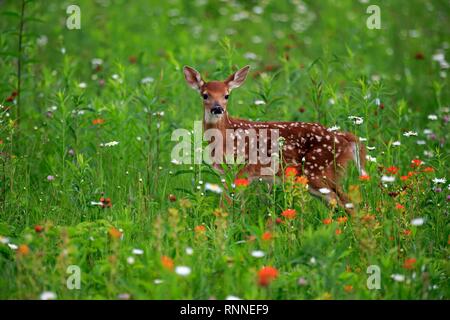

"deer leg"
[307,176,344,210]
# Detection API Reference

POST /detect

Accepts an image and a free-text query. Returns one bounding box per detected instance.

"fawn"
[183,65,366,212]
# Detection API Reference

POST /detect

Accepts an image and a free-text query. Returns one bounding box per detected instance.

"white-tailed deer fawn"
[183,65,366,212]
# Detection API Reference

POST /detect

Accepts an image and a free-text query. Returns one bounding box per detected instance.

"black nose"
[211,106,224,115]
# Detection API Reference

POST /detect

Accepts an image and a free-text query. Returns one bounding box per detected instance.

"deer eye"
[202,93,208,100]
[224,94,229,100]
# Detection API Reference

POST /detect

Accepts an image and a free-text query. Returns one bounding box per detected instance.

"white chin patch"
[205,113,223,124]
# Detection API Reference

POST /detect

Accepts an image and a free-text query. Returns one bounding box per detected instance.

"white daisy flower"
[254,100,266,106]
[432,178,446,184]
[175,266,191,276]
[348,116,364,125]
[40,291,57,300]
[78,82,87,89]
[403,131,418,137]
[391,274,405,282]
[251,250,265,258]
[132,248,144,255]
[185,247,194,255]
[204,183,223,194]
[366,155,377,162]
[8,243,18,250]
[328,125,340,131]
[427,114,438,120]
[141,76,154,84]
[154,279,164,284]
[127,256,135,265]
[392,141,401,146]
[411,218,425,226]
[100,141,119,147]
[381,175,395,183]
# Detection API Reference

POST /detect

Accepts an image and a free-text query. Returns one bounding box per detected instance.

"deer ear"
[225,65,250,90]
[183,66,204,92]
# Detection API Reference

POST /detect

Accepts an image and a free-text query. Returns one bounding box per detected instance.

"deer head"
[183,66,250,124]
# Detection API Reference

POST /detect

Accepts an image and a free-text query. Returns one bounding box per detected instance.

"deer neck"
[203,111,233,134]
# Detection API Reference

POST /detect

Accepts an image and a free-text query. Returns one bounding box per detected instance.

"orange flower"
[407,171,416,177]
[337,216,348,224]
[410,159,422,168]
[323,218,333,225]
[161,255,174,271]
[335,229,343,235]
[361,214,375,222]
[295,176,308,185]
[402,229,412,236]
[262,231,272,241]
[386,166,399,174]
[285,167,298,177]
[344,285,353,293]
[258,266,278,286]
[403,258,416,270]
[92,118,105,125]
[234,178,249,187]
[17,244,30,256]
[281,209,296,219]
[400,175,408,181]
[359,174,370,181]
[108,227,122,239]
[194,225,206,233]
[395,203,405,210]
[423,167,434,173]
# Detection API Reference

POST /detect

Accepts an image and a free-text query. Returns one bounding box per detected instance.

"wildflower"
[295,176,308,185]
[92,118,105,125]
[8,243,18,250]
[175,266,191,276]
[40,291,57,300]
[366,155,377,162]
[234,178,249,187]
[204,183,223,194]
[47,175,55,181]
[185,247,193,255]
[127,257,135,265]
[258,266,278,286]
[335,229,343,235]
[391,274,405,282]
[423,167,434,173]
[262,232,272,241]
[403,131,418,137]
[411,218,425,226]
[400,176,408,181]
[344,285,353,293]
[34,225,44,233]
[381,175,395,183]
[275,217,282,224]
[251,250,265,258]
[392,141,401,147]
[254,100,266,106]
[395,204,405,210]
[108,227,122,239]
[100,141,119,147]
[359,174,370,181]
[285,167,298,177]
[225,295,242,300]
[17,244,30,256]
[427,114,438,121]
[432,178,446,184]
[348,116,364,125]
[298,277,308,286]
[410,159,422,167]
[328,125,340,131]
[194,225,206,233]
[161,256,174,271]
[386,166,399,174]
[281,209,296,219]
[337,216,348,224]
[141,76,154,84]
[168,194,177,202]
[323,218,333,225]
[319,188,331,194]
[403,258,417,270]
[154,279,164,284]
[403,229,412,236]
[100,197,112,208]
[78,82,87,89]
[132,248,144,255]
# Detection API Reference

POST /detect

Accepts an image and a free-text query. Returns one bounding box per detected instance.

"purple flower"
[434,187,442,193]
[447,195,450,202]
[47,175,55,181]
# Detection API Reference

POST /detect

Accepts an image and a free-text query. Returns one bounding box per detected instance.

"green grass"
[0,0,449,299]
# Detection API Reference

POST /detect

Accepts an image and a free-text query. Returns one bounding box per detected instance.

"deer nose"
[211,105,224,115]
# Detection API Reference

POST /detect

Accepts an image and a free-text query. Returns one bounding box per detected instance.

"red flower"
[281,209,296,219]
[335,229,343,235]
[400,175,408,181]
[34,225,44,233]
[395,203,405,210]
[258,266,278,286]
[402,229,412,236]
[323,218,333,225]
[262,231,272,241]
[92,118,105,125]
[234,178,249,188]
[194,225,206,233]
[100,197,112,208]
[423,167,434,173]
[410,159,422,168]
[337,216,348,224]
[295,176,308,185]
[403,258,416,270]
[359,175,370,181]
[386,166,399,174]
[285,167,298,177]
[275,217,282,224]
[161,255,174,271]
